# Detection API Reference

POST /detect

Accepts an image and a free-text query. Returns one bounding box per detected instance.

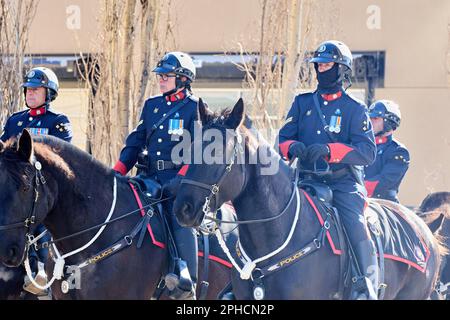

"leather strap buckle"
[157,160,165,171]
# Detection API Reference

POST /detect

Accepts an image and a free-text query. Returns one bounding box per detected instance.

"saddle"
[128,176,235,300]
[300,188,430,299]
[298,179,333,203]
[131,175,162,199]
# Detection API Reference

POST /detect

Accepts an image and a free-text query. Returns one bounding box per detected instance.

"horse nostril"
[181,202,193,217]
[8,246,18,259]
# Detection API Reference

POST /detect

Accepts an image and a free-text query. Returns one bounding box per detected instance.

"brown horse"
[418,192,450,299]
[0,130,231,299]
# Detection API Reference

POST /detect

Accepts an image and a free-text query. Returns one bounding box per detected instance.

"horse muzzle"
[174,201,203,227]
[1,244,24,268]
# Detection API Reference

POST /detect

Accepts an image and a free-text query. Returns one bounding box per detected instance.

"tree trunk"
[0,0,37,130]
[280,0,303,118]
[82,0,176,165]
[117,0,136,143]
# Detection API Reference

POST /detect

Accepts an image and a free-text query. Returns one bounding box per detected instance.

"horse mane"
[0,135,113,189]
[418,192,450,222]
[203,108,272,156]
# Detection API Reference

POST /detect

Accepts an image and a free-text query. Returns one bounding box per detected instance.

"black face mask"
[315,64,342,92]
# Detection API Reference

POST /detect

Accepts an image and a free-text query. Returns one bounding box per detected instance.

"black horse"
[173,98,442,299]
[0,130,231,299]
[418,192,450,299]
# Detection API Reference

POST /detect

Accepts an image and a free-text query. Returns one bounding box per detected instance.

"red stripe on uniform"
[29,106,47,116]
[327,143,354,163]
[321,91,342,101]
[364,180,379,197]
[178,164,189,176]
[165,91,186,102]
[279,140,296,160]
[376,136,388,145]
[113,160,128,176]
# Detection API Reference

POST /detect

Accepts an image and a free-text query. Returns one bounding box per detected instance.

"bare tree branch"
[78,0,176,165]
[0,0,38,131]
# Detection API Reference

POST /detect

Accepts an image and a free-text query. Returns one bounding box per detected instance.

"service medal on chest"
[329,109,342,133]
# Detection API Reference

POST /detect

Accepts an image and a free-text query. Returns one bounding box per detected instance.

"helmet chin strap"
[375,128,394,137]
[375,122,395,137]
[339,65,352,91]
[162,87,181,97]
[162,77,190,97]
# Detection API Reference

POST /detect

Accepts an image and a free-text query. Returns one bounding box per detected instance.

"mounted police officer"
[364,100,410,203]
[113,52,200,299]
[278,40,379,299]
[1,67,72,142]
[0,66,72,295]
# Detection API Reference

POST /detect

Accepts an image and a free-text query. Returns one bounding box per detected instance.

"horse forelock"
[0,139,35,188]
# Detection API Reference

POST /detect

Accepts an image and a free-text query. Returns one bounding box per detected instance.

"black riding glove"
[304,144,330,163]
[113,170,124,178]
[288,141,306,160]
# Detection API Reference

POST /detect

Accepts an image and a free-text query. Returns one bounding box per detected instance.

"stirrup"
[23,270,48,296]
[221,291,236,300]
[351,276,378,300]
[164,273,180,291]
[168,286,196,300]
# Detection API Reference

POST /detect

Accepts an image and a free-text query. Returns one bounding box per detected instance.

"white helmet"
[152,52,196,82]
[369,100,401,131]
[22,67,59,102]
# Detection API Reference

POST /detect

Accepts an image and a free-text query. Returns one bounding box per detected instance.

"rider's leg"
[333,190,379,300]
[23,224,49,295]
[36,224,51,265]
[164,201,198,300]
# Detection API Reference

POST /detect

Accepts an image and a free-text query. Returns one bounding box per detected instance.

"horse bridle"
[180,130,245,221]
[0,161,45,239]
[179,129,298,230]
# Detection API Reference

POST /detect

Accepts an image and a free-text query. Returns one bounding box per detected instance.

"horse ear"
[198,98,209,124]
[17,129,33,162]
[226,98,245,129]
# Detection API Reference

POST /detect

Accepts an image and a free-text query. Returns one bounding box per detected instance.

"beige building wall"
[53,88,89,149]
[25,0,450,206]
[28,0,100,54]
[335,0,450,205]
